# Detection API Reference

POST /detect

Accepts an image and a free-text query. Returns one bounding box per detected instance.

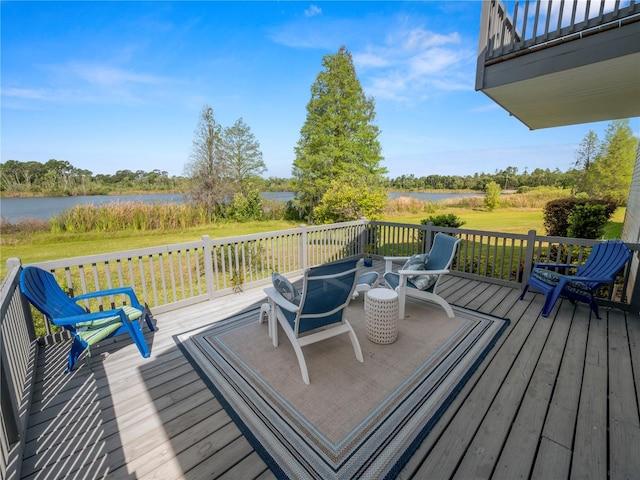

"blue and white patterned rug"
[177,300,508,479]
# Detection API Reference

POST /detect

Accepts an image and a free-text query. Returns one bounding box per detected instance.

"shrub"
[313,179,387,223]
[420,214,466,228]
[228,190,264,222]
[484,181,501,211]
[567,204,609,239]
[543,198,617,237]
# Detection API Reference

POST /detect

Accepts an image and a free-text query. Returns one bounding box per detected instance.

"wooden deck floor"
[19,265,640,479]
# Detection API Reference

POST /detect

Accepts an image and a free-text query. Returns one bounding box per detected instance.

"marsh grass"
[50,202,211,232]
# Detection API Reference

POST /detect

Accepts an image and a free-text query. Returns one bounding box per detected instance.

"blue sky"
[2,1,638,180]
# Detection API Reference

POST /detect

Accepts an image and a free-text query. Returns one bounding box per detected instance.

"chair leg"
[66,337,87,373]
[128,321,151,358]
[143,309,155,331]
[422,292,455,318]
[541,290,562,317]
[398,288,406,319]
[345,320,364,363]
[519,284,529,300]
[121,312,151,359]
[277,318,309,384]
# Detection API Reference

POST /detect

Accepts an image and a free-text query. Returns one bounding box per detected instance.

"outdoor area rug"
[176,299,509,479]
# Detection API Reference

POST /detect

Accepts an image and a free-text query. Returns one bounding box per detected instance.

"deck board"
[572,307,609,480]
[607,309,640,479]
[18,263,640,479]
[532,304,589,478]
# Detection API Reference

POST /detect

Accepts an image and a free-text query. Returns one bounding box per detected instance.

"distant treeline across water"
[0,191,481,223]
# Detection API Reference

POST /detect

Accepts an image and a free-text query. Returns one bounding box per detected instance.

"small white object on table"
[365,288,399,344]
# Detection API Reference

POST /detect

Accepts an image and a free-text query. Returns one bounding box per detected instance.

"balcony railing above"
[479,0,640,64]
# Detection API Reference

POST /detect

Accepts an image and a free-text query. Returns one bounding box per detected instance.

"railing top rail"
[481,0,640,62]
[210,226,306,245]
[30,239,207,270]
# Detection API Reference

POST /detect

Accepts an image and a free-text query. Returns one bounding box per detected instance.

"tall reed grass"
[50,202,211,233]
[385,196,440,214]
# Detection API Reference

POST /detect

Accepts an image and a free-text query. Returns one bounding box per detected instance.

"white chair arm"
[384,256,410,273]
[397,268,450,276]
[263,287,300,313]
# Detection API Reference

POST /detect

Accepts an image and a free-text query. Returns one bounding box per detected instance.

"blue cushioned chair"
[263,258,363,384]
[353,271,380,299]
[520,240,630,318]
[384,232,461,319]
[20,266,155,372]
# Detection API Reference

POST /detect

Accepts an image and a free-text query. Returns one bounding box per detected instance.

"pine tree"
[292,46,386,221]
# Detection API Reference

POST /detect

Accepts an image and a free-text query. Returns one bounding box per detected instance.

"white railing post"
[522,229,537,284]
[300,225,308,270]
[425,222,435,251]
[359,217,368,256]
[202,235,215,300]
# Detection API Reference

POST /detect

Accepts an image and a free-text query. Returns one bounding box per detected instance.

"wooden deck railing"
[0,262,37,480]
[479,0,640,63]
[1,219,639,479]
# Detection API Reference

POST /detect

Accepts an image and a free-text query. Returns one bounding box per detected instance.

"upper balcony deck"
[476,0,640,129]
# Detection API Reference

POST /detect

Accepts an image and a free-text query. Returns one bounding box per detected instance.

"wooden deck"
[19,264,640,479]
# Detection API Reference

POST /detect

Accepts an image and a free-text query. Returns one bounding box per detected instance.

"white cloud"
[64,62,165,88]
[352,52,390,68]
[1,88,49,100]
[2,62,174,107]
[403,29,461,50]
[354,26,474,103]
[304,5,322,18]
[269,14,474,103]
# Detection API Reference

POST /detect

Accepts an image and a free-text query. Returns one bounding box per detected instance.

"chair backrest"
[19,266,85,321]
[295,258,361,335]
[575,240,630,286]
[427,233,461,271]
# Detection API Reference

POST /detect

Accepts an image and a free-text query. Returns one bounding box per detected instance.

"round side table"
[365,288,399,344]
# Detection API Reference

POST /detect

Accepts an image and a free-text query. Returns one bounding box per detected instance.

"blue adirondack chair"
[20,266,155,372]
[264,258,363,384]
[520,240,630,318]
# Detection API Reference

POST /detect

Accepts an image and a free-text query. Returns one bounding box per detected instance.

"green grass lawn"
[0,220,299,278]
[382,207,625,236]
[1,207,626,279]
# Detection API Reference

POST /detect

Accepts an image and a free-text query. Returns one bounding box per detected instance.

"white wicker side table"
[365,288,399,344]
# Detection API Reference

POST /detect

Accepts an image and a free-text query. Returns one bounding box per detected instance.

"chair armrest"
[264,287,300,313]
[74,287,139,303]
[397,269,449,276]
[384,256,410,273]
[560,275,613,284]
[533,262,575,270]
[50,308,131,327]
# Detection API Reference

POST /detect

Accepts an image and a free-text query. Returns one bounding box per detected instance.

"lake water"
[0,191,481,223]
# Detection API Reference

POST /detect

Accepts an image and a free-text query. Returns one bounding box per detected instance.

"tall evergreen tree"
[292,46,386,221]
[583,119,638,205]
